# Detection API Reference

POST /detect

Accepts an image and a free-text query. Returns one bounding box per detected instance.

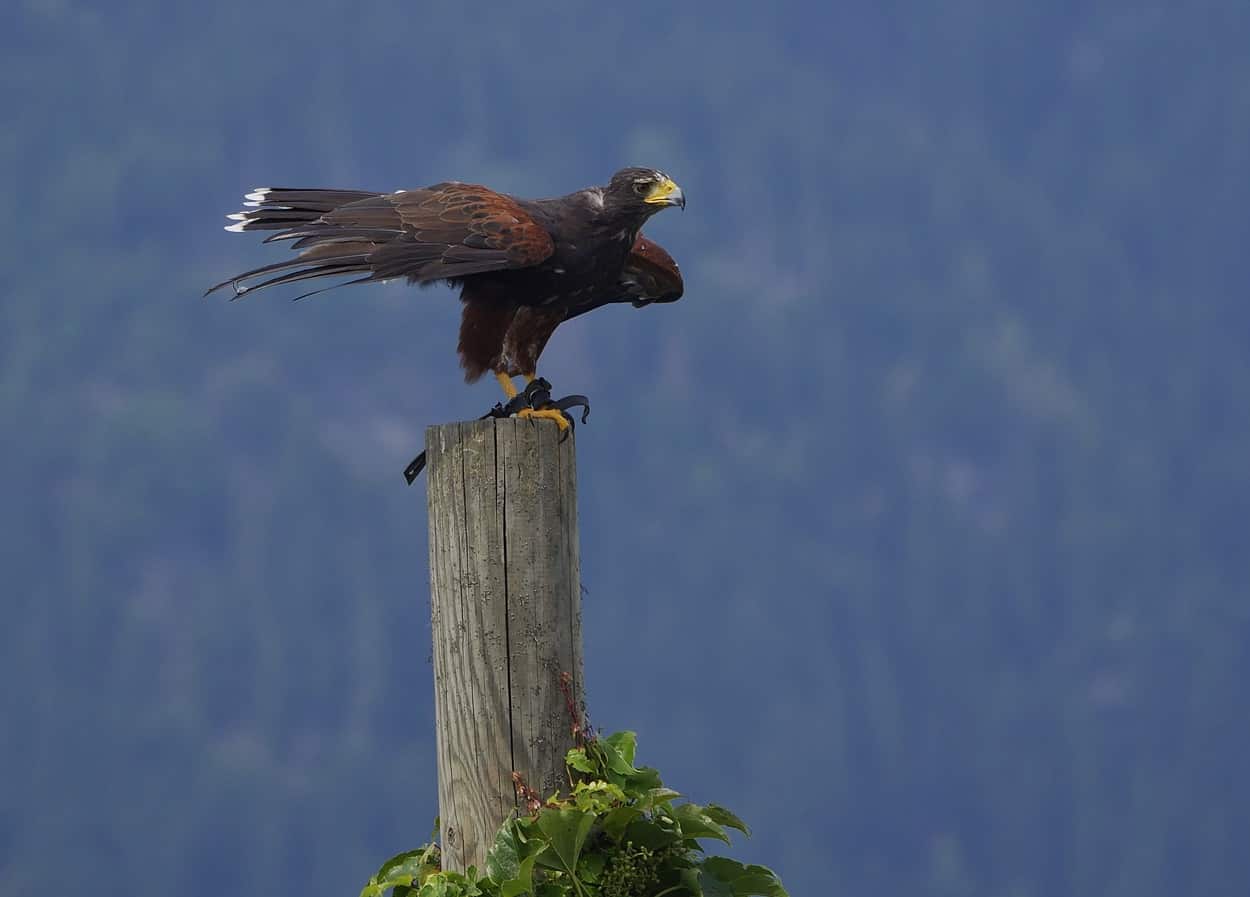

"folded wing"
[205,184,555,300]
[559,234,684,325]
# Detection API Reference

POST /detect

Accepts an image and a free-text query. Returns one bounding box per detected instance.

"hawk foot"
[517,406,572,431]
[402,379,592,484]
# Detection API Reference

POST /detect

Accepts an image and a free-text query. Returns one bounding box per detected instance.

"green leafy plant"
[359,729,787,897]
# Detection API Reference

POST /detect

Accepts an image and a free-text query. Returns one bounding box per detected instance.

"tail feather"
[285,228,401,249]
[227,260,374,299]
[222,187,382,233]
[211,187,391,300]
[289,274,376,303]
[246,187,378,206]
[203,253,372,297]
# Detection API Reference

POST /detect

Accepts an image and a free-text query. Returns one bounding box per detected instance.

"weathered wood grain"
[425,417,583,872]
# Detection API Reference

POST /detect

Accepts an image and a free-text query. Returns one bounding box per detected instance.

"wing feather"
[561,234,684,322]
[207,182,555,300]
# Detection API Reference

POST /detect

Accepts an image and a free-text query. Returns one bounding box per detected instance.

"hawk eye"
[632,179,652,196]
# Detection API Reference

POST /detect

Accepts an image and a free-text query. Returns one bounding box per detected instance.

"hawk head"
[604,167,685,217]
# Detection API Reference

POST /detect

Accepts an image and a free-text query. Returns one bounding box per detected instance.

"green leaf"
[700,858,788,897]
[599,740,634,778]
[673,803,730,844]
[418,876,453,897]
[623,816,682,852]
[624,765,663,792]
[566,748,595,775]
[486,820,522,882]
[582,733,662,795]
[578,852,606,883]
[593,742,630,782]
[639,787,683,809]
[661,866,704,897]
[362,846,440,897]
[703,805,750,837]
[604,731,638,767]
[500,854,538,897]
[601,806,643,842]
[571,779,627,813]
[417,870,483,897]
[376,847,437,883]
[655,859,701,897]
[534,808,595,875]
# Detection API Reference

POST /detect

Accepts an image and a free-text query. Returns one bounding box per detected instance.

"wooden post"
[425,417,584,872]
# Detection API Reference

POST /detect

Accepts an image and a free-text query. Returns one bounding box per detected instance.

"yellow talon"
[516,407,570,431]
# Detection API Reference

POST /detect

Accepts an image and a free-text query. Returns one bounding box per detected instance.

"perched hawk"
[207,167,685,433]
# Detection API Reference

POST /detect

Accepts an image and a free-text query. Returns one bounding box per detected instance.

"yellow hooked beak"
[644,176,686,209]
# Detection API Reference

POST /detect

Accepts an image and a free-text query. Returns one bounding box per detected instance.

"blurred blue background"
[4,1,1249,895]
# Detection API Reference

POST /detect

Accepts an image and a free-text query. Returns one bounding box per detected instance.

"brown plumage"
[207,168,685,389]
[469,235,684,379]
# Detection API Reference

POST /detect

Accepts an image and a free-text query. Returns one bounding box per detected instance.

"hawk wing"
[616,234,684,308]
[488,234,684,377]
[560,234,684,324]
[205,183,555,299]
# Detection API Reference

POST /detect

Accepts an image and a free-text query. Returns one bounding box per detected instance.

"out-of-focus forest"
[3,1,1249,895]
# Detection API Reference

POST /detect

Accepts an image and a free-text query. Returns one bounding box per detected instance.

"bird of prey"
[207,167,685,436]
